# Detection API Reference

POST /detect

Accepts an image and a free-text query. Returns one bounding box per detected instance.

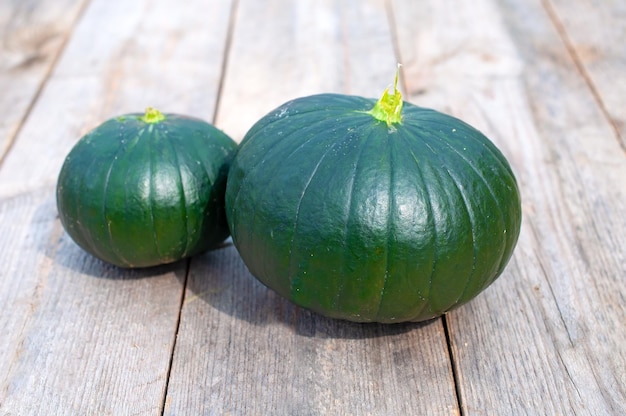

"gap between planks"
[160,258,191,416]
[211,0,241,128]
[443,315,465,416]
[539,0,626,153]
[159,0,240,413]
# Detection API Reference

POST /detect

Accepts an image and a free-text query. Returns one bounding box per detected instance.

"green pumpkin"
[226,73,522,323]
[57,108,237,268]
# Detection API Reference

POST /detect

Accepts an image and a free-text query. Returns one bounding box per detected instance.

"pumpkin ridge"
[287,132,350,302]
[423,124,510,279]
[70,140,108,262]
[431,153,479,310]
[230,115,340,240]
[240,99,372,147]
[118,126,150,265]
[374,128,394,321]
[101,126,134,266]
[419,118,517,184]
[179,129,209,255]
[239,117,346,275]
[193,131,233,247]
[422,142,448,315]
[396,131,438,320]
[118,130,147,266]
[419,123,516,298]
[333,126,378,315]
[449,172,481,307]
[147,128,164,262]
[189,133,218,186]
[418,141,458,316]
[410,123,508,292]
[165,129,190,258]
[186,132,232,251]
[408,122,507,230]
[187,127,226,218]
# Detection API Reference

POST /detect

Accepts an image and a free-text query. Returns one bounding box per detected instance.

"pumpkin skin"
[226,93,522,323]
[57,109,237,268]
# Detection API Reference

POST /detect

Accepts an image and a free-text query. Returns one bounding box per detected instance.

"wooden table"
[1,0,624,414]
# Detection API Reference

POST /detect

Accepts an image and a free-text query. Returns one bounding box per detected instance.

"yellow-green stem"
[140,107,166,124]
[368,65,403,127]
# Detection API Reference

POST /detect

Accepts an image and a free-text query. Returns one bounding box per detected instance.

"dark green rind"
[57,113,237,268]
[226,94,522,323]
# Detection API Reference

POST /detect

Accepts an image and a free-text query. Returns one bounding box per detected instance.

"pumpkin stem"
[368,64,403,126]
[140,107,166,124]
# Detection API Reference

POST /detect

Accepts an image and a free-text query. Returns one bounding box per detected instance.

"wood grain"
[165,0,460,414]
[0,0,88,160]
[166,246,458,415]
[0,190,187,415]
[0,0,624,414]
[0,0,233,198]
[391,0,626,414]
[543,0,626,147]
[216,0,403,142]
[0,0,233,413]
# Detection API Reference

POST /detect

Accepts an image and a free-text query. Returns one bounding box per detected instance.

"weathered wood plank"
[0,190,186,415]
[0,0,88,160]
[391,0,626,414]
[0,0,233,198]
[1,0,622,414]
[0,0,233,413]
[544,0,626,147]
[165,0,460,414]
[166,246,457,415]
[216,0,403,142]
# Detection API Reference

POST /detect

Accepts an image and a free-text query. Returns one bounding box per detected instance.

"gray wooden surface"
[0,0,624,415]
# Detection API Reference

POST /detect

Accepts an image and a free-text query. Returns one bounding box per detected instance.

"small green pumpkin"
[226,72,522,323]
[57,108,237,268]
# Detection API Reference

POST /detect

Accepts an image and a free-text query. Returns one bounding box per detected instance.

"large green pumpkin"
[57,108,237,268]
[226,75,522,323]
